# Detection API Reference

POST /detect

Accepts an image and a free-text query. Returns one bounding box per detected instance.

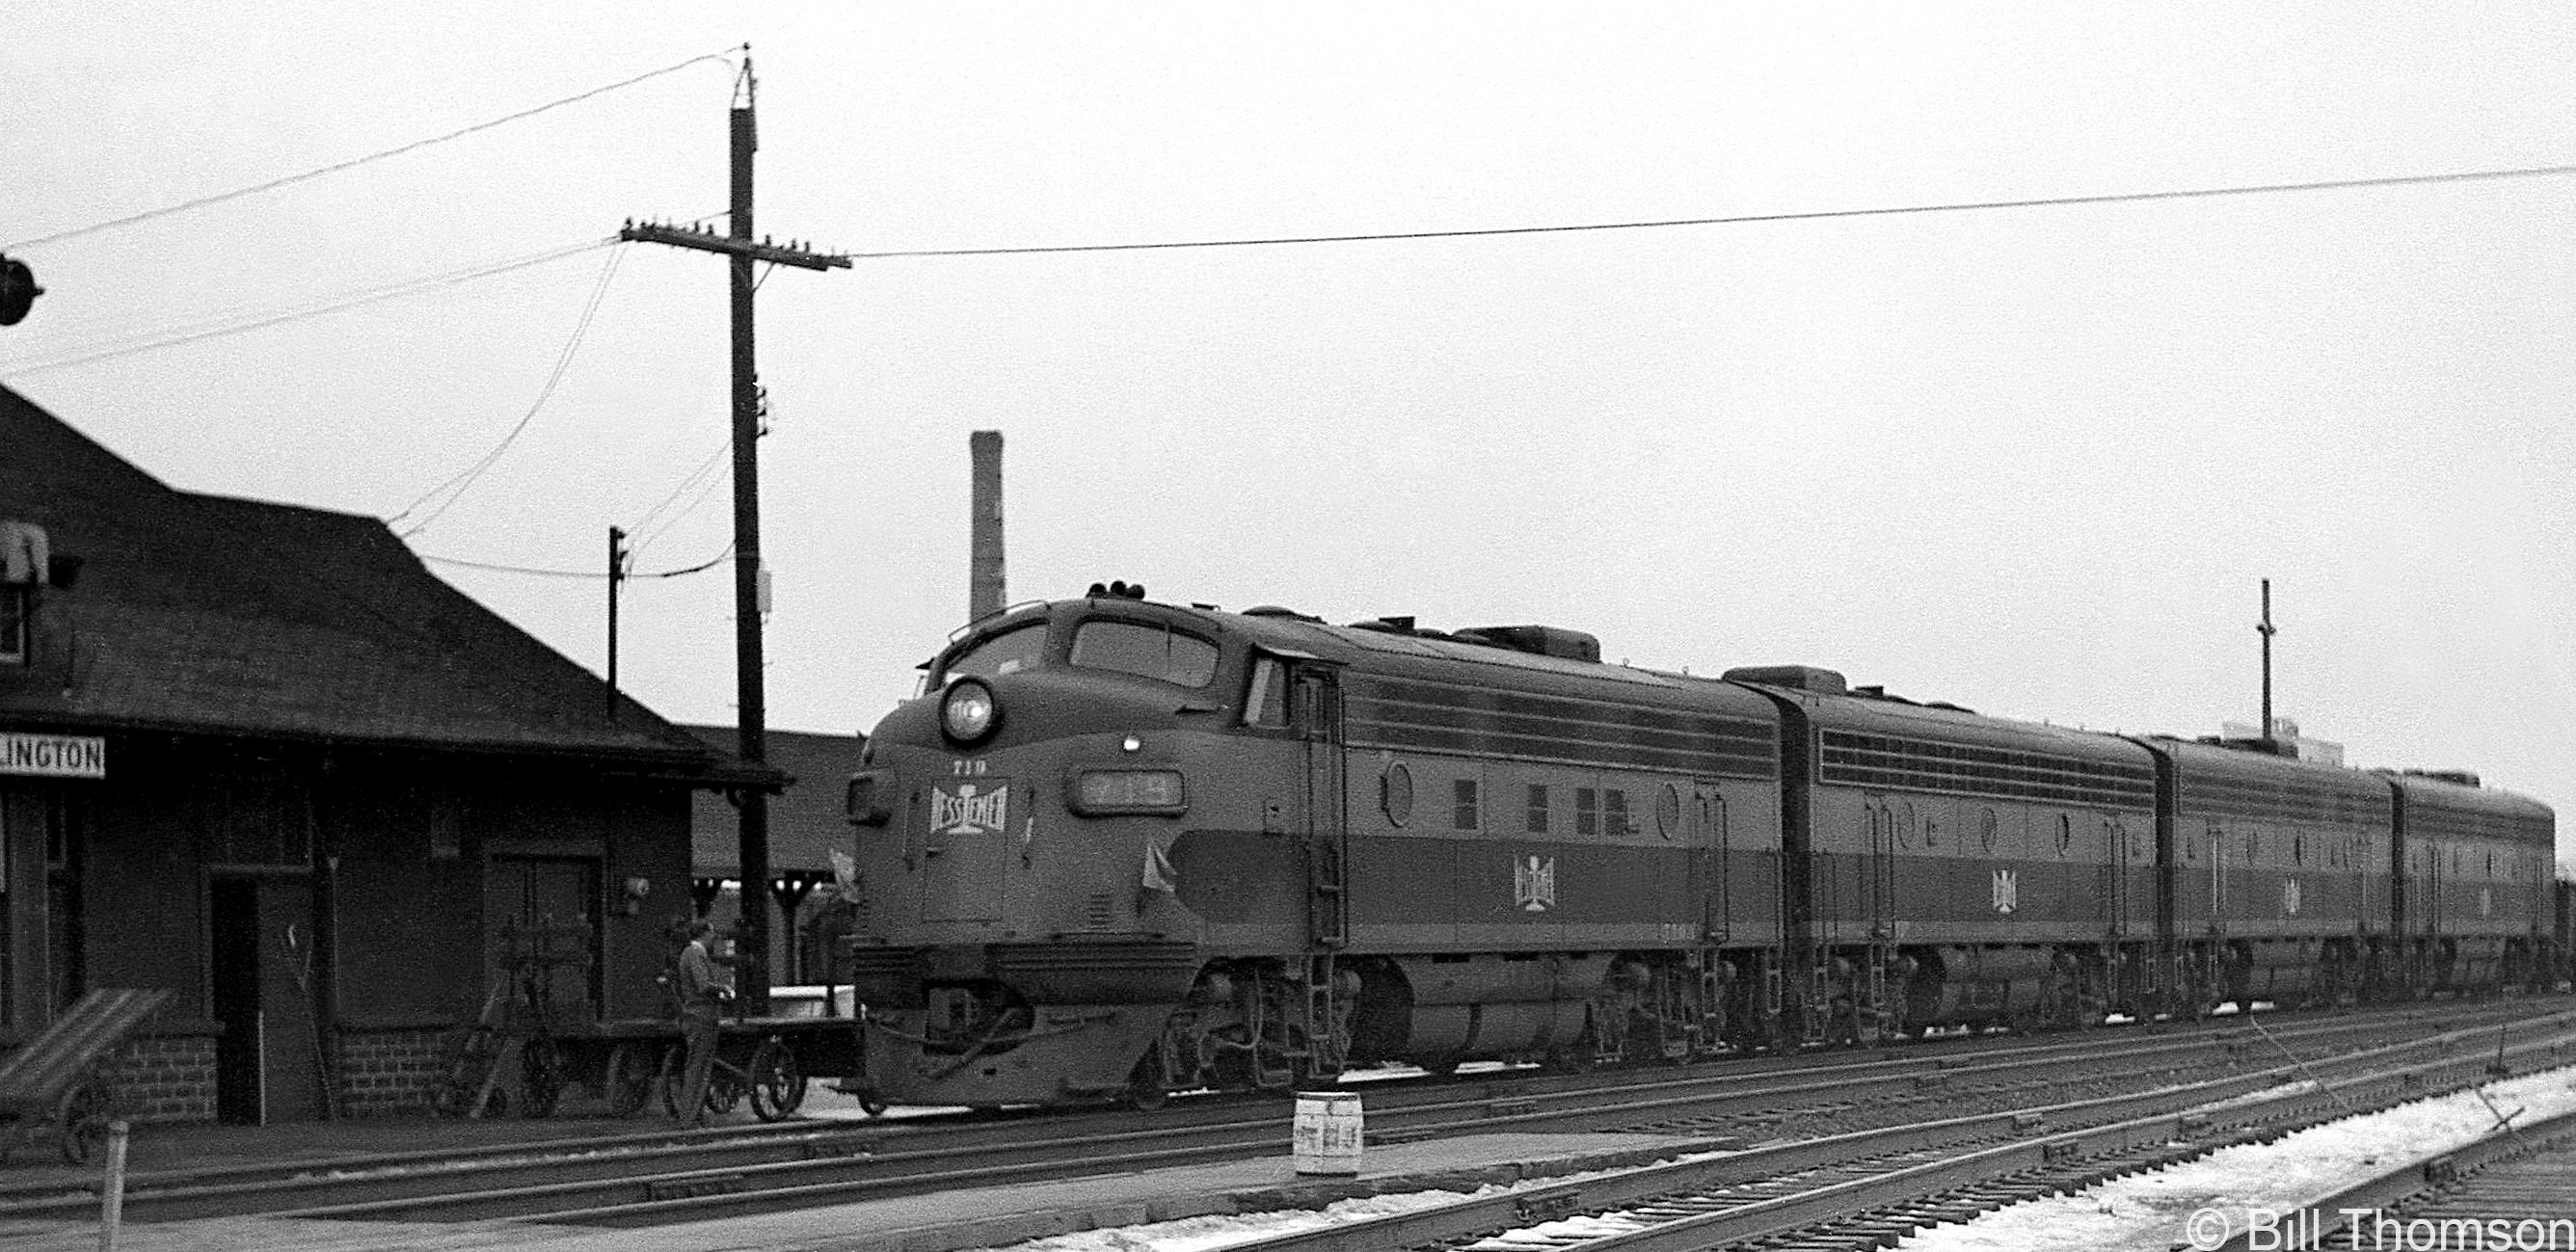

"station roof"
[685,725,862,878]
[0,385,769,783]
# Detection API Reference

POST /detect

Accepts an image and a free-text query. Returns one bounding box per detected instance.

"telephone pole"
[619,53,848,1014]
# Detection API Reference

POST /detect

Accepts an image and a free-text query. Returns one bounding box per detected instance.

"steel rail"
[1194,1024,2576,1252]
[315,1004,2576,1228]
[0,999,2553,1227]
[2209,1091,2576,1250]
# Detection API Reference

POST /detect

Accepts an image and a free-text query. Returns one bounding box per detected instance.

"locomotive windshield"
[1069,619,1219,687]
[946,622,1047,680]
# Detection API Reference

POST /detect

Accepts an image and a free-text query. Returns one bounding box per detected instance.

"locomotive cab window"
[945,623,1047,681]
[1070,620,1219,687]
[1242,656,1289,728]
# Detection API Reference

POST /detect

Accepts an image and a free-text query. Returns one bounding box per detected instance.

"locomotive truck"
[839,585,2559,1109]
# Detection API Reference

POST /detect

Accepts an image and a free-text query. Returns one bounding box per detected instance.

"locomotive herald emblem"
[1515,855,1556,912]
[929,780,1011,837]
[2282,877,2301,916]
[1990,867,2018,914]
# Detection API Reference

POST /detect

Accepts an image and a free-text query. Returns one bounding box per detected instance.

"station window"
[0,587,26,664]
[1604,788,1629,837]
[1525,785,1549,834]
[1452,780,1480,830]
[1576,787,1598,837]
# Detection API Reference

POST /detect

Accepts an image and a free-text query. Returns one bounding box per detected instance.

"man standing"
[674,918,733,1127]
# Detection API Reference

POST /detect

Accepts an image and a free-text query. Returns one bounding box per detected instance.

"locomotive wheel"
[748,1036,808,1121]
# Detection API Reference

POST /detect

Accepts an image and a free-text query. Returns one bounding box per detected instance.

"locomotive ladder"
[1302,953,1346,1077]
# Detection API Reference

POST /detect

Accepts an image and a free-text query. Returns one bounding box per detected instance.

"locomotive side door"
[1296,665,1348,949]
[1695,785,1729,943]
[2102,816,2128,938]
[1865,797,1895,941]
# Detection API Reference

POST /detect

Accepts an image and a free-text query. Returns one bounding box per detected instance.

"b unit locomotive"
[840,587,2560,1109]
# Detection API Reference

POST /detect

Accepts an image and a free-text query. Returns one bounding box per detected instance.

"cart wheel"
[519,1038,565,1119]
[705,1054,744,1114]
[604,1042,656,1117]
[748,1036,808,1122]
[57,1083,108,1165]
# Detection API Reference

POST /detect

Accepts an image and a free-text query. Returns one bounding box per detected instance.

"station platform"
[0,1123,1731,1252]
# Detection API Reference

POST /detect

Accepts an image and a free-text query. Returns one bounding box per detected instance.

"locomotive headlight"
[1068,768,1188,816]
[940,678,1000,744]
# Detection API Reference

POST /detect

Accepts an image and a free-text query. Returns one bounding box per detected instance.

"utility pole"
[606,525,627,714]
[618,53,848,1014]
[2257,577,2277,745]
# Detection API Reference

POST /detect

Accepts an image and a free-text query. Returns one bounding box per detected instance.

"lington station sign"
[1,733,106,779]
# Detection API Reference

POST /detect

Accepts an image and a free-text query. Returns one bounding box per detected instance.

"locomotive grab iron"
[840,587,2561,1109]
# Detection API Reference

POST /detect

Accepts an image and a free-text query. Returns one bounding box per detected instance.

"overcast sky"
[6,5,2570,866]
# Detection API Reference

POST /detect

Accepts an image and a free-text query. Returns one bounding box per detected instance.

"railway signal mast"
[619,52,848,1014]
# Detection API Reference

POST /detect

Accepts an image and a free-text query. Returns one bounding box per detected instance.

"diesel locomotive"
[839,585,2562,1109]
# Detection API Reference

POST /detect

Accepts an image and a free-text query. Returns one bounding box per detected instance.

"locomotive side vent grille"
[1085,892,1115,930]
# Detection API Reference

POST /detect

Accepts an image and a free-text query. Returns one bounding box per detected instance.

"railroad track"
[0,998,2562,1230]
[1207,1015,2576,1252]
[2207,1083,2576,1251]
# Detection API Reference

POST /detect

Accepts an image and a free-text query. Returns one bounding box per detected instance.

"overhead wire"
[846,162,2576,259]
[419,545,733,579]
[0,240,614,378]
[4,45,745,252]
[628,440,730,536]
[391,243,630,536]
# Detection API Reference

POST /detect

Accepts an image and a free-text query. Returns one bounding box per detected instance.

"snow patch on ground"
[985,1149,1739,1252]
[1893,1065,2576,1252]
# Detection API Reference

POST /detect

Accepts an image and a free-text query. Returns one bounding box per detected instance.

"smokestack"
[969,431,1006,621]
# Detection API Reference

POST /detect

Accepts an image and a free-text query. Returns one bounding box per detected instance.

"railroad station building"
[0,385,773,1124]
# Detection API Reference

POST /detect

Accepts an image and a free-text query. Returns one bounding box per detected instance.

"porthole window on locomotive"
[1380,761,1413,826]
[2293,834,2305,865]
[2053,814,2072,857]
[1655,783,1681,839]
[2245,832,2260,864]
[1978,809,1999,854]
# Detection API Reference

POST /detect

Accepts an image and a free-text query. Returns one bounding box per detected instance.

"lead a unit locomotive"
[840,584,2560,1109]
